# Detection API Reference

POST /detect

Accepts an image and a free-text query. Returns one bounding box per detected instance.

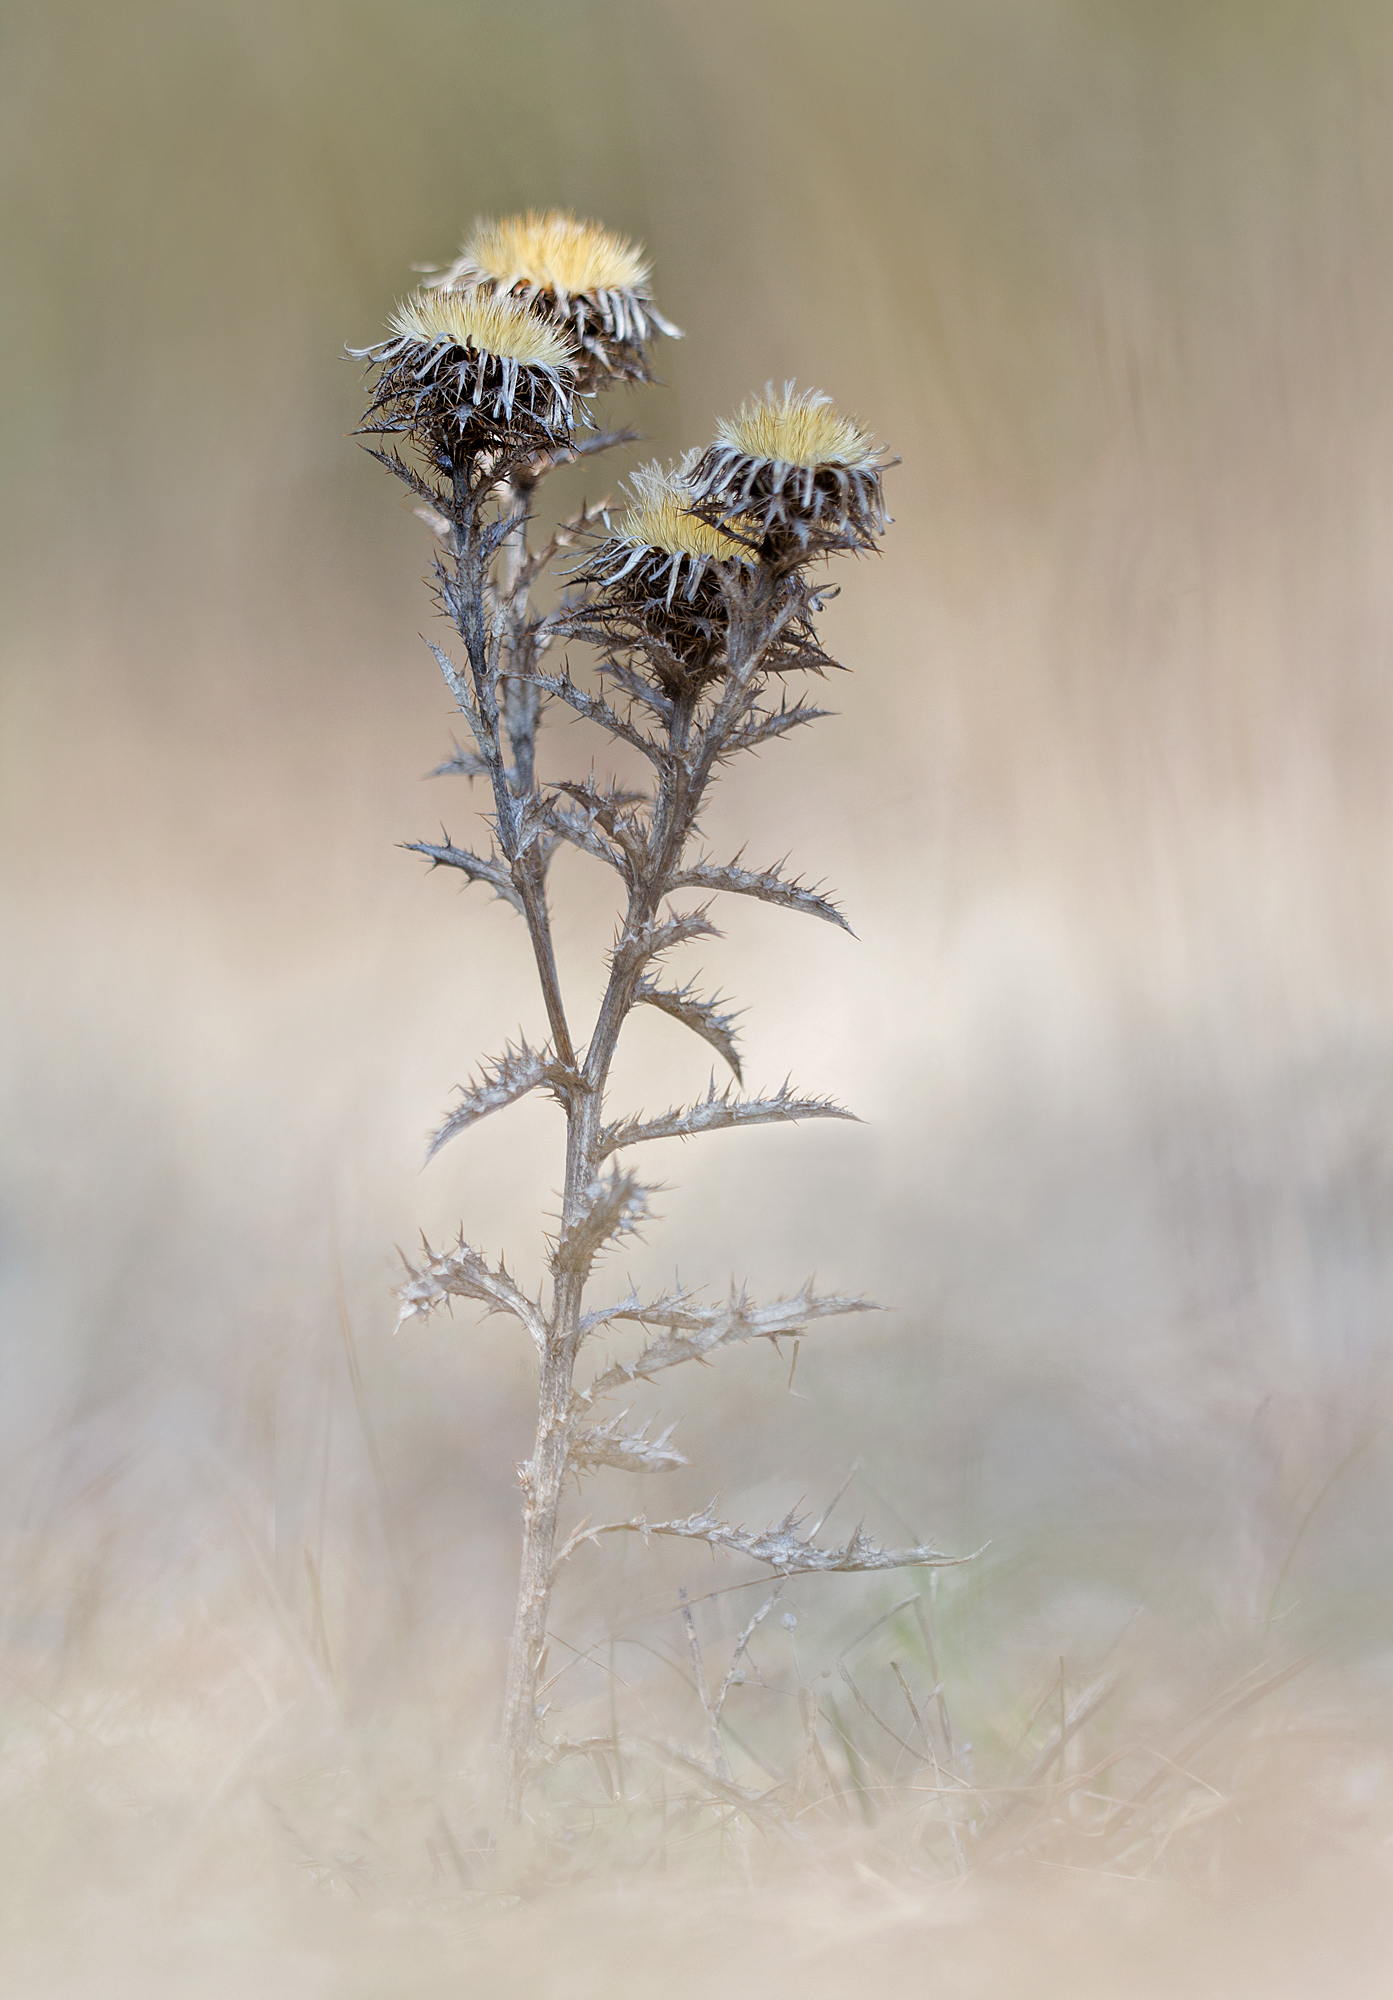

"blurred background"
[4,0,1393,1988]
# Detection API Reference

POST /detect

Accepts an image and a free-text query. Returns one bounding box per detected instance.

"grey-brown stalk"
[352,209,949,1821]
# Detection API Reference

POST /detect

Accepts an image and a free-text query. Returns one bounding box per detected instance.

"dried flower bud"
[429,210,681,389]
[352,290,579,465]
[689,383,889,553]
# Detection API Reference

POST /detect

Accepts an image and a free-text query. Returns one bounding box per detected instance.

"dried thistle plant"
[352,209,948,1821]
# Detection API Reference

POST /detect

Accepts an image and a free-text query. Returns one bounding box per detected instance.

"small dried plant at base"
[353,211,947,1829]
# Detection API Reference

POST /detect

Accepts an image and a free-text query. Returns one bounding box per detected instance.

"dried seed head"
[718,387,878,471]
[431,210,681,389]
[584,455,756,605]
[571,458,773,695]
[352,288,579,465]
[387,289,575,372]
[690,383,890,553]
[460,212,650,297]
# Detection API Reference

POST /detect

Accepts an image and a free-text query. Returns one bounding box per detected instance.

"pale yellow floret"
[616,463,753,563]
[388,290,574,371]
[463,211,649,297]
[718,386,876,469]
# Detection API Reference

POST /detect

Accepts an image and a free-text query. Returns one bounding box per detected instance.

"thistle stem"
[498,691,712,1817]
[445,475,800,1818]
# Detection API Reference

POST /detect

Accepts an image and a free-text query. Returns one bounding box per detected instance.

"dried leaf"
[633,977,743,1081]
[425,638,480,721]
[528,670,664,763]
[585,1284,876,1395]
[396,1235,547,1351]
[723,696,832,754]
[429,737,491,781]
[426,1040,549,1162]
[534,796,630,878]
[556,1502,957,1577]
[671,856,850,934]
[601,1078,852,1155]
[612,904,721,977]
[403,836,523,913]
[569,1413,687,1476]
[552,1170,652,1278]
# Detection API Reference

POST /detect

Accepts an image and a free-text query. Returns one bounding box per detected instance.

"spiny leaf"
[529,670,664,764]
[601,1079,854,1156]
[534,796,630,878]
[633,977,743,1081]
[584,1284,877,1395]
[579,1283,708,1339]
[360,444,448,511]
[553,777,648,842]
[569,1413,687,1476]
[426,1040,549,1162]
[613,903,721,976]
[724,696,832,754]
[403,836,523,913]
[396,1235,546,1350]
[596,654,676,724]
[555,1503,957,1577]
[429,737,490,781]
[424,638,479,720]
[552,1170,652,1279]
[563,425,642,460]
[670,856,850,934]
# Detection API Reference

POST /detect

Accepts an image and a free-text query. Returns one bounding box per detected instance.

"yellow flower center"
[717,387,876,469]
[388,290,574,371]
[462,211,650,297]
[616,463,754,563]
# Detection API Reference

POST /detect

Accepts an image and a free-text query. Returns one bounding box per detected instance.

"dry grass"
[1,1502,1390,1997]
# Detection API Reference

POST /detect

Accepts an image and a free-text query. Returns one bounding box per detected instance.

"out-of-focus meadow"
[4,0,1393,1990]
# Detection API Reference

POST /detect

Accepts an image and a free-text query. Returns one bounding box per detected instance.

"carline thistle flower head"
[586,454,757,607]
[689,383,889,552]
[352,289,580,460]
[429,210,681,389]
[575,456,760,693]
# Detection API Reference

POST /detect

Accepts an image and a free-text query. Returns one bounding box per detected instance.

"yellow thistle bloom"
[614,461,755,566]
[691,383,889,552]
[431,210,680,387]
[586,456,755,609]
[456,211,650,300]
[717,385,878,473]
[387,289,575,372]
[574,457,762,695]
[351,289,579,455]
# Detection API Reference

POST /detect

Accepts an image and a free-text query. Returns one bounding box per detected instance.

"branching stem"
[364,321,893,1824]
